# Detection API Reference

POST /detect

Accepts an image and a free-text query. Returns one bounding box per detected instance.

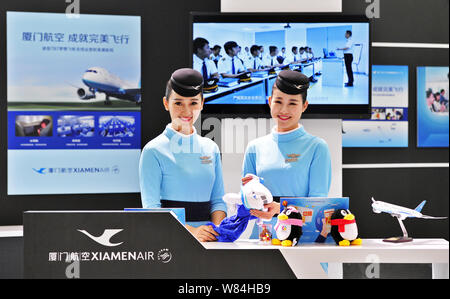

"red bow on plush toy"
[330,219,356,232]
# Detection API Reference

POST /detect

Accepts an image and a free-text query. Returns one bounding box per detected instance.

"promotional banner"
[7,12,141,195]
[417,66,449,148]
[343,65,409,147]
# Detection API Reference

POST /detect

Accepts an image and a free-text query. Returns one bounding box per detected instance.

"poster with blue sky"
[343,65,409,147]
[417,66,449,148]
[7,12,141,195]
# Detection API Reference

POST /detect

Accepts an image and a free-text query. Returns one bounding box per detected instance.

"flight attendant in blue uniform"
[242,70,332,242]
[139,68,227,242]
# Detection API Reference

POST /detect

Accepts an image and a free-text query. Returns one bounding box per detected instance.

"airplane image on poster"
[75,67,141,106]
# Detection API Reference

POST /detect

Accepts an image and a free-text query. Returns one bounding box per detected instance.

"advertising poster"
[7,12,141,195]
[417,66,449,148]
[343,65,409,147]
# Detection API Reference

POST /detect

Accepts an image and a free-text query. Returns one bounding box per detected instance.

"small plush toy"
[272,201,303,247]
[207,175,273,242]
[330,209,362,246]
[223,174,273,212]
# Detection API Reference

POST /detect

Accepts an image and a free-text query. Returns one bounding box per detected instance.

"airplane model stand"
[383,215,413,243]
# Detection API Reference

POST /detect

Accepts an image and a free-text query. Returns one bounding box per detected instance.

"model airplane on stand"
[371,197,447,243]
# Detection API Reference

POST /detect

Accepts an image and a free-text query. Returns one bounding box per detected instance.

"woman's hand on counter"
[187,224,219,242]
[249,201,280,220]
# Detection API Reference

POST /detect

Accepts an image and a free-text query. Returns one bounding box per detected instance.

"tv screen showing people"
[193,22,370,106]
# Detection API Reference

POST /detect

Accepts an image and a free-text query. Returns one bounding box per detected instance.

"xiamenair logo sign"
[32,165,120,175]
[46,229,173,264]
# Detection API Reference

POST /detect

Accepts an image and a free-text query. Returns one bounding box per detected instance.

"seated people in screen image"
[244,45,263,72]
[236,46,246,65]
[306,47,314,61]
[243,46,251,60]
[217,41,247,78]
[139,68,227,242]
[278,47,286,63]
[262,46,283,68]
[298,47,308,63]
[210,45,222,67]
[284,46,300,64]
[193,37,219,81]
[259,45,266,61]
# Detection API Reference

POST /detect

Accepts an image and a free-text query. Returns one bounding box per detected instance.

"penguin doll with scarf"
[330,209,362,246]
[273,201,303,247]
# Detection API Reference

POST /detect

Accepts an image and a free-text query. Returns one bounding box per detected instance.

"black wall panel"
[343,0,449,44]
[343,167,449,239]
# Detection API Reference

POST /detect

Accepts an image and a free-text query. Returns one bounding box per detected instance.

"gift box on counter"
[280,197,349,244]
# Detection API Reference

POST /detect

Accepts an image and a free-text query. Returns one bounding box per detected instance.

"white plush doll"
[209,175,273,242]
[223,174,273,217]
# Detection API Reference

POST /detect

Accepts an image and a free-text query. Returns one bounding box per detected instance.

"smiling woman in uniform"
[242,70,332,242]
[139,68,226,242]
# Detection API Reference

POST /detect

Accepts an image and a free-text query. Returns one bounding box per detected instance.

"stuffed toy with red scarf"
[330,209,362,246]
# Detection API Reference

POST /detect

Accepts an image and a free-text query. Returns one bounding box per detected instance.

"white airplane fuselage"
[372,201,423,220]
[78,67,140,103]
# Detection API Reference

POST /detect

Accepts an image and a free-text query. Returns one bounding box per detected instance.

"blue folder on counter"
[217,78,239,87]
[124,208,186,225]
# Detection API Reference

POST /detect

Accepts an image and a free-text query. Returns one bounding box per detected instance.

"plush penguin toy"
[273,202,303,247]
[330,209,362,246]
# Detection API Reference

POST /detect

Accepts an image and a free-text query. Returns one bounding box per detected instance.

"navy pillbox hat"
[275,70,310,95]
[170,68,203,97]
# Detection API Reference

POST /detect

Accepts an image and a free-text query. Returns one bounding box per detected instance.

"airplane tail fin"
[371,197,376,203]
[414,200,426,213]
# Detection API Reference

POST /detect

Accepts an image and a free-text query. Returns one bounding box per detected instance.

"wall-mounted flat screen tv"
[191,13,371,118]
